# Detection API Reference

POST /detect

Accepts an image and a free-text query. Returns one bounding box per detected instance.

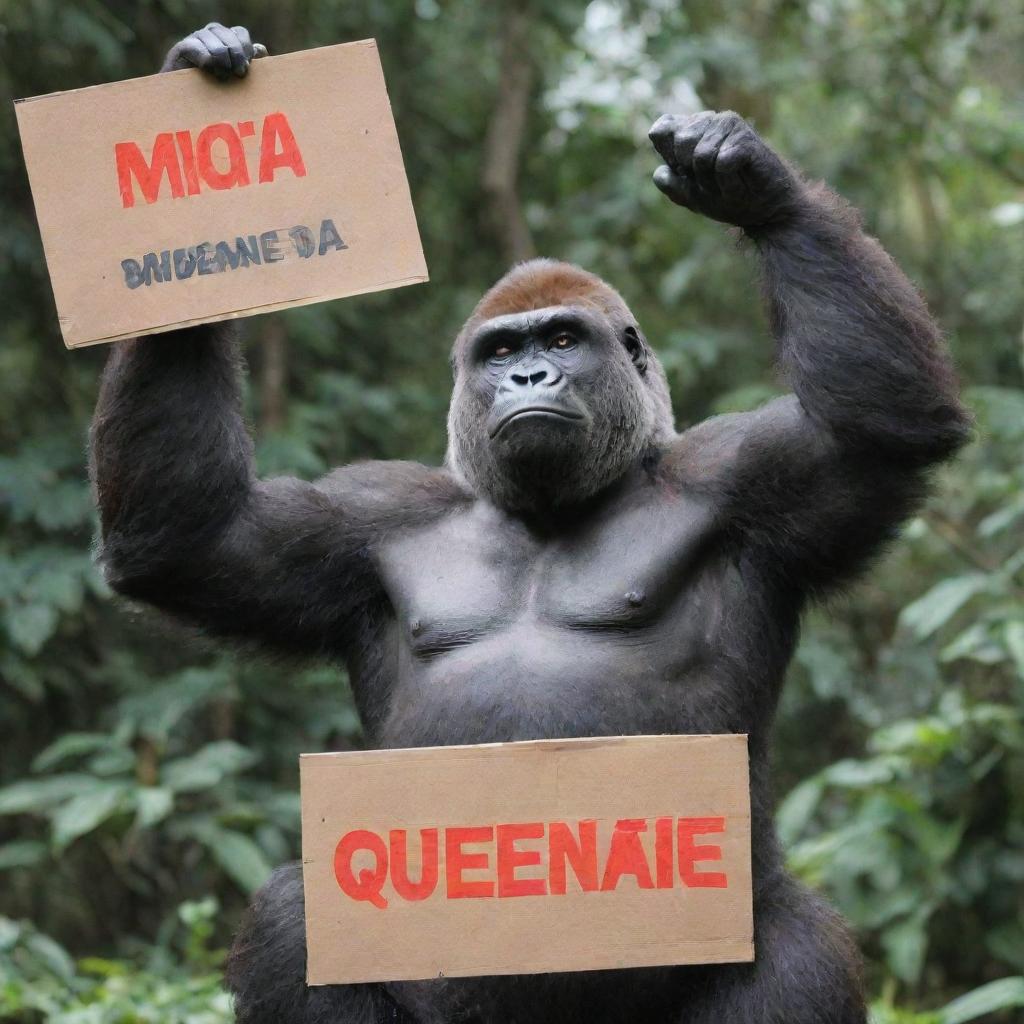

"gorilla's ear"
[623,326,648,375]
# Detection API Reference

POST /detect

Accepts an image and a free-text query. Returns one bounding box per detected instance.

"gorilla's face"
[447,304,669,514]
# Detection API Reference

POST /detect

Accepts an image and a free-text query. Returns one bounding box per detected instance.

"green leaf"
[199,826,273,893]
[31,732,111,773]
[117,667,232,742]
[882,910,932,984]
[134,787,174,830]
[823,758,900,788]
[178,896,219,928]
[940,623,1002,665]
[50,783,127,850]
[24,931,75,981]
[0,840,47,870]
[978,494,1024,537]
[1005,621,1024,679]
[904,814,965,865]
[22,556,91,612]
[0,916,22,950]
[776,777,824,846]
[940,977,1024,1024]
[968,387,1024,441]
[5,603,59,655]
[899,574,989,639]
[88,746,136,777]
[162,741,258,793]
[33,483,93,532]
[0,774,101,815]
[77,956,127,977]
[986,922,1024,971]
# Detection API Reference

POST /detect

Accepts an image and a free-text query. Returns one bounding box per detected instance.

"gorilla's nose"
[511,367,550,387]
[502,356,564,394]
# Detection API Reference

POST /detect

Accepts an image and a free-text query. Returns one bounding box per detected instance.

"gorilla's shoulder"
[662,395,805,485]
[314,460,472,513]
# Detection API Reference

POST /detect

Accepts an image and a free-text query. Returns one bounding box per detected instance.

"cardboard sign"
[301,734,753,984]
[14,41,427,348]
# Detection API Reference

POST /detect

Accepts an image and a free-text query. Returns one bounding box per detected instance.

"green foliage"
[0,0,1021,1018]
[870,977,1024,1024]
[0,902,231,1022]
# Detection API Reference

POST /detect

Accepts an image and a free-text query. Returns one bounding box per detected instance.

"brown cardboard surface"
[14,41,427,348]
[301,734,753,984]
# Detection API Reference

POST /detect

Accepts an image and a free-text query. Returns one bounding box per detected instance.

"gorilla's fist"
[161,23,267,78]
[649,111,801,230]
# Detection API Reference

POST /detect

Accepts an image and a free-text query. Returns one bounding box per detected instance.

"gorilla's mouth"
[488,405,587,439]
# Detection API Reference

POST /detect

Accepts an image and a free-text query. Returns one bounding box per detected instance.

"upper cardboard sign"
[301,734,753,984]
[14,41,428,348]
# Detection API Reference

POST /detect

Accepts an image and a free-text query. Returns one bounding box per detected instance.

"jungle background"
[1,0,1023,1020]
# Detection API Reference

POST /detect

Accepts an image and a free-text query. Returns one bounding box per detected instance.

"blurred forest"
[1,0,1023,1021]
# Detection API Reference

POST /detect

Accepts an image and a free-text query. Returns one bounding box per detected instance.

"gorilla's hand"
[648,111,801,230]
[160,23,267,78]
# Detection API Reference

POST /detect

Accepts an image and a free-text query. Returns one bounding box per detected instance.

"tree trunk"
[481,5,536,265]
[258,318,288,432]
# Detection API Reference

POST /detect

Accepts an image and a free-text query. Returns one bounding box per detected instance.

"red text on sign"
[115,112,306,209]
[332,816,729,910]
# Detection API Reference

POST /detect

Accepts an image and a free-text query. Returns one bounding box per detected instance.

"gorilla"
[89,24,970,1024]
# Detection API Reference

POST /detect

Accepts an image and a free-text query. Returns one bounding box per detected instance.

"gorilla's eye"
[551,334,575,350]
[492,345,513,360]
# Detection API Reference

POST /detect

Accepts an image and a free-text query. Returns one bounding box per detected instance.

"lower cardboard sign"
[300,734,753,983]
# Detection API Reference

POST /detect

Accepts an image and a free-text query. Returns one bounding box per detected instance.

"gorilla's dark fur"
[89,25,970,1024]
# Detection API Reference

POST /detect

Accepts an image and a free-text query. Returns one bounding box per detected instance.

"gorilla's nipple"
[625,590,645,607]
[409,617,424,637]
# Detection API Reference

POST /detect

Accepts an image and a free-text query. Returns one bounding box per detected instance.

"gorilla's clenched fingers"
[692,113,742,197]
[673,114,717,172]
[161,24,267,78]
[715,128,757,204]
[194,26,235,79]
[647,115,677,166]
[162,37,206,73]
[207,23,249,77]
[230,25,255,62]
[674,113,716,169]
[649,108,801,228]
[649,112,712,172]
[653,164,696,210]
[229,25,269,62]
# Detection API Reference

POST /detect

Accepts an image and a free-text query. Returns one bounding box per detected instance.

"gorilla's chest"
[377,488,717,655]
[369,489,732,746]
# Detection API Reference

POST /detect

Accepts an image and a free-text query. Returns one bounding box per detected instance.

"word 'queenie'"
[334,816,729,910]
[115,112,306,208]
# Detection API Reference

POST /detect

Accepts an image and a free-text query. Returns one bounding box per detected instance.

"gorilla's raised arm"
[91,328,461,655]
[90,29,463,654]
[651,112,970,593]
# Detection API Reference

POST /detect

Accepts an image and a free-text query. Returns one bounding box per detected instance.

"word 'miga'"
[115,112,306,208]
[301,735,753,985]
[15,41,427,348]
